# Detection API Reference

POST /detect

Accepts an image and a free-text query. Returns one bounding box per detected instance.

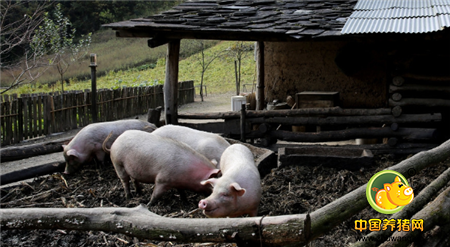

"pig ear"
[66,149,79,158]
[230,182,246,197]
[201,178,217,188]
[384,183,392,192]
[208,169,221,179]
[394,176,401,182]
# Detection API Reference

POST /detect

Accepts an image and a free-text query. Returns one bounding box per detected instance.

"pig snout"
[198,199,207,209]
[198,199,218,215]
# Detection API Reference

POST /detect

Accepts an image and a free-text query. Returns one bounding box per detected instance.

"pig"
[107,130,220,204]
[152,125,230,168]
[375,176,414,210]
[62,120,156,174]
[198,144,261,218]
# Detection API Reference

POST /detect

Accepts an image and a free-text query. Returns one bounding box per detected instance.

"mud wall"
[263,41,388,108]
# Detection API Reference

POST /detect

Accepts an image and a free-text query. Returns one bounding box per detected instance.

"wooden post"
[256,41,265,110]
[240,103,246,142]
[90,54,98,123]
[164,40,180,125]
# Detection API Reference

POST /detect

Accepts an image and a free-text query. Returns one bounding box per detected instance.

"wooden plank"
[43,95,51,135]
[164,39,180,124]
[85,90,91,124]
[37,95,43,137]
[22,97,29,140]
[4,95,11,145]
[18,97,23,141]
[32,95,38,138]
[72,92,77,129]
[12,95,19,144]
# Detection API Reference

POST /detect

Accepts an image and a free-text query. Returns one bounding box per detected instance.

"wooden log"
[0,161,66,186]
[256,41,265,110]
[248,114,441,126]
[392,106,402,117]
[351,167,450,247]
[309,138,450,241]
[0,205,310,246]
[392,76,405,86]
[402,73,450,81]
[389,98,450,108]
[389,84,450,94]
[0,136,73,162]
[378,186,450,247]
[164,39,180,125]
[267,127,438,143]
[178,107,393,120]
[391,93,402,102]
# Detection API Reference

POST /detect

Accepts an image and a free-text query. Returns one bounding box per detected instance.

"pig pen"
[1,148,449,246]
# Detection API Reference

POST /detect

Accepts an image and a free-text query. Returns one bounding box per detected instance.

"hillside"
[5,33,256,95]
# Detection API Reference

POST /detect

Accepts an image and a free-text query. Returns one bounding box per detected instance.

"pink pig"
[152,125,230,168]
[108,130,220,204]
[63,120,156,174]
[198,144,261,217]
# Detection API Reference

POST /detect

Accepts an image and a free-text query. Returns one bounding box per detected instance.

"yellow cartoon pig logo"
[366,170,414,214]
[375,176,414,210]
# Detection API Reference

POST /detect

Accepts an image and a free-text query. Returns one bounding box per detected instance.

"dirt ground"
[1,93,450,246]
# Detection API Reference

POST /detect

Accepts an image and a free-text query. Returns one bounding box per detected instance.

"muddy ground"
[1,94,450,246]
[2,153,449,246]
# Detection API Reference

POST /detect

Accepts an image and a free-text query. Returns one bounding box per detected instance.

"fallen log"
[0,204,311,246]
[351,166,450,247]
[178,107,392,120]
[378,185,450,247]
[309,138,450,242]
[1,136,73,162]
[0,161,66,186]
[268,127,438,143]
[248,113,442,126]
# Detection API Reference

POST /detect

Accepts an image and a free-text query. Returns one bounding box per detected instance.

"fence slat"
[1,82,195,145]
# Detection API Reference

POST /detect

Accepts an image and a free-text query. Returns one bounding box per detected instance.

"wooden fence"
[0,80,194,145]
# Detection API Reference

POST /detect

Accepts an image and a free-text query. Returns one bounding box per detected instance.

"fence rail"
[1,80,194,145]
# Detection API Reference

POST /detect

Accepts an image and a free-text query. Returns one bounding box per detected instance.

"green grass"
[5,40,256,96]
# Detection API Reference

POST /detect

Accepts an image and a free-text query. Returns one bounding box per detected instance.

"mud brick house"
[105,0,450,142]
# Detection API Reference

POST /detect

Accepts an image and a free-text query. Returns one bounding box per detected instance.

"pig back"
[152,125,230,163]
[110,130,217,184]
[219,144,261,195]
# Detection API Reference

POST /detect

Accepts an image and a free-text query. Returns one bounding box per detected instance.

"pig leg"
[132,179,142,194]
[148,183,170,205]
[112,163,132,199]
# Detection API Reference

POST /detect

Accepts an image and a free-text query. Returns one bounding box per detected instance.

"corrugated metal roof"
[342,0,450,34]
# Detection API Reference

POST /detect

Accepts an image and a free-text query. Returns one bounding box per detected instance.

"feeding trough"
[278,146,374,171]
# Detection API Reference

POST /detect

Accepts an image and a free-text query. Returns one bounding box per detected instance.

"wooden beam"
[148,37,169,48]
[164,40,180,125]
[177,107,393,119]
[256,41,265,110]
[389,98,450,108]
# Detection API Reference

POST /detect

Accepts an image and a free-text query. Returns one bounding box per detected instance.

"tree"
[33,3,91,93]
[193,40,225,102]
[225,42,254,95]
[0,0,53,94]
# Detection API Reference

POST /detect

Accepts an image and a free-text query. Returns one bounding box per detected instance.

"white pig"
[108,130,220,204]
[198,144,261,217]
[152,125,230,168]
[63,120,156,174]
